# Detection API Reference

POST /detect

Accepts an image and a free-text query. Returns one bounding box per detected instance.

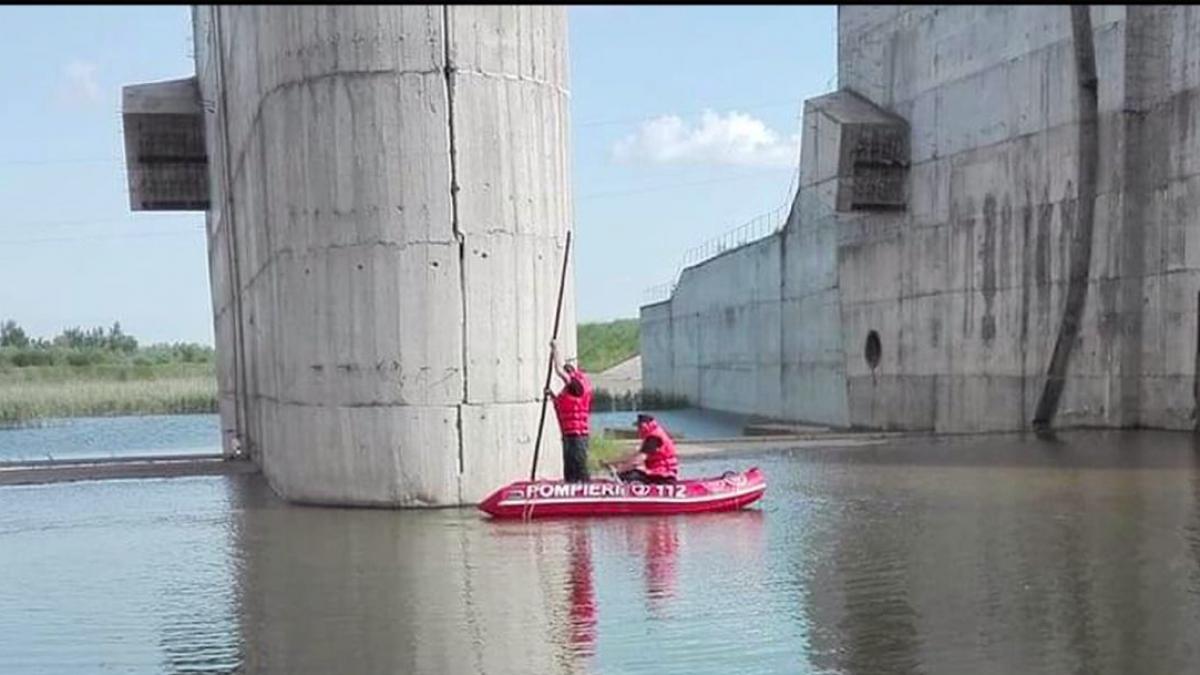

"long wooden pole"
[530,231,572,481]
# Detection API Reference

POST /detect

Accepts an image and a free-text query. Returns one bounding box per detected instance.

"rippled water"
[0,414,221,463]
[0,409,729,465]
[3,430,1200,674]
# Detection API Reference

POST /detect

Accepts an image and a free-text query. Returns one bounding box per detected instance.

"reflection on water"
[3,431,1200,673]
[0,410,728,465]
[589,408,747,440]
[567,522,597,659]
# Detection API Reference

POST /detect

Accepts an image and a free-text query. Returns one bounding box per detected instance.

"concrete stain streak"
[981,193,998,343]
[1034,6,1099,430]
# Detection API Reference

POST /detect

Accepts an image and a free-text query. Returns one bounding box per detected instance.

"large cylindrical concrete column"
[195,5,573,506]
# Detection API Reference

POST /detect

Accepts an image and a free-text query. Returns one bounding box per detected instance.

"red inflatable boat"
[477,467,766,519]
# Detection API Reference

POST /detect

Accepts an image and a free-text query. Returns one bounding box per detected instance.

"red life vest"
[638,419,679,479]
[553,370,593,436]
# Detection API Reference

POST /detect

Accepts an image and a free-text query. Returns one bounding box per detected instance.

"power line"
[0,216,193,231]
[577,168,790,201]
[575,98,803,129]
[3,98,807,168]
[0,228,205,246]
[0,156,124,165]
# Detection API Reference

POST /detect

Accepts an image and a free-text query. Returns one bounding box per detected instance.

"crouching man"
[603,413,679,484]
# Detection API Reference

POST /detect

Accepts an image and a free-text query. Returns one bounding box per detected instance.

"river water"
[0,414,221,463]
[3,430,1200,673]
[0,409,732,464]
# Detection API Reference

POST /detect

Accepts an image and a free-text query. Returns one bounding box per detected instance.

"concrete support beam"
[121,77,209,211]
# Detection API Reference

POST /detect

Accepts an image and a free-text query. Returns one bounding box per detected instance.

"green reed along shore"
[0,321,218,424]
[586,432,633,475]
[0,318,647,424]
[0,363,217,425]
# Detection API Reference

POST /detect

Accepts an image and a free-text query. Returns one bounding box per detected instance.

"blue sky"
[0,6,836,345]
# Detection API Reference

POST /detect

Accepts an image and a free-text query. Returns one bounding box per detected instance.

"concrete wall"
[838,5,1200,432]
[638,182,849,426]
[193,6,572,506]
[640,301,673,395]
[1120,6,1200,429]
[639,234,783,419]
[837,5,1097,431]
[642,5,1200,433]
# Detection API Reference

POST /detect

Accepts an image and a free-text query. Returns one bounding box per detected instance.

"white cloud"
[59,60,102,106]
[611,110,800,169]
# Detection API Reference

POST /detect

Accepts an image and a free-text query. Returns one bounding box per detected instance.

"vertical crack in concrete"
[1033,6,1099,431]
[213,6,252,460]
[443,6,468,482]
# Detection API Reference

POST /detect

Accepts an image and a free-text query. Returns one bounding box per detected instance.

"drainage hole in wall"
[865,330,882,370]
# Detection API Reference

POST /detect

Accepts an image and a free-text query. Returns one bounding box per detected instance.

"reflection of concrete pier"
[228,478,576,675]
[795,431,1200,673]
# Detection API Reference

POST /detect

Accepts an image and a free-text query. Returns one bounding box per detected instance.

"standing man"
[545,339,594,482]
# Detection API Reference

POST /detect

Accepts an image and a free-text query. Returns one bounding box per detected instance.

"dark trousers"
[617,469,675,484]
[563,434,590,482]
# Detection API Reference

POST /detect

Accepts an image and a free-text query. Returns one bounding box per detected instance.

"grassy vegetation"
[586,432,637,476]
[0,320,218,424]
[0,315,657,424]
[0,371,217,425]
[577,318,639,373]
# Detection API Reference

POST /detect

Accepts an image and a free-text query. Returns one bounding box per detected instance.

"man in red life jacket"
[545,340,594,482]
[603,413,679,484]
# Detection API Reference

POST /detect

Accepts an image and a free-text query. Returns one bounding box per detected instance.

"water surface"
[2,430,1200,674]
[0,409,731,465]
[0,414,221,463]
[590,408,748,440]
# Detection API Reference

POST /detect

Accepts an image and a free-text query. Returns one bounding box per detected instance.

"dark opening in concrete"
[865,330,881,370]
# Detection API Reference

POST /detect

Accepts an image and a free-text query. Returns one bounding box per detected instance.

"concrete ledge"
[0,455,257,487]
[742,422,832,436]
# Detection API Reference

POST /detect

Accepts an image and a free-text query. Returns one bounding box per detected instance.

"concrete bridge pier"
[126,6,574,506]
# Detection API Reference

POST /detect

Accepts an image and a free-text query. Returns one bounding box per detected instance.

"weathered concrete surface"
[189,6,572,506]
[642,5,1200,433]
[591,355,641,396]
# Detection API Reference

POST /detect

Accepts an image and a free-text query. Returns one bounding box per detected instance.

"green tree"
[0,320,29,348]
[108,322,137,353]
